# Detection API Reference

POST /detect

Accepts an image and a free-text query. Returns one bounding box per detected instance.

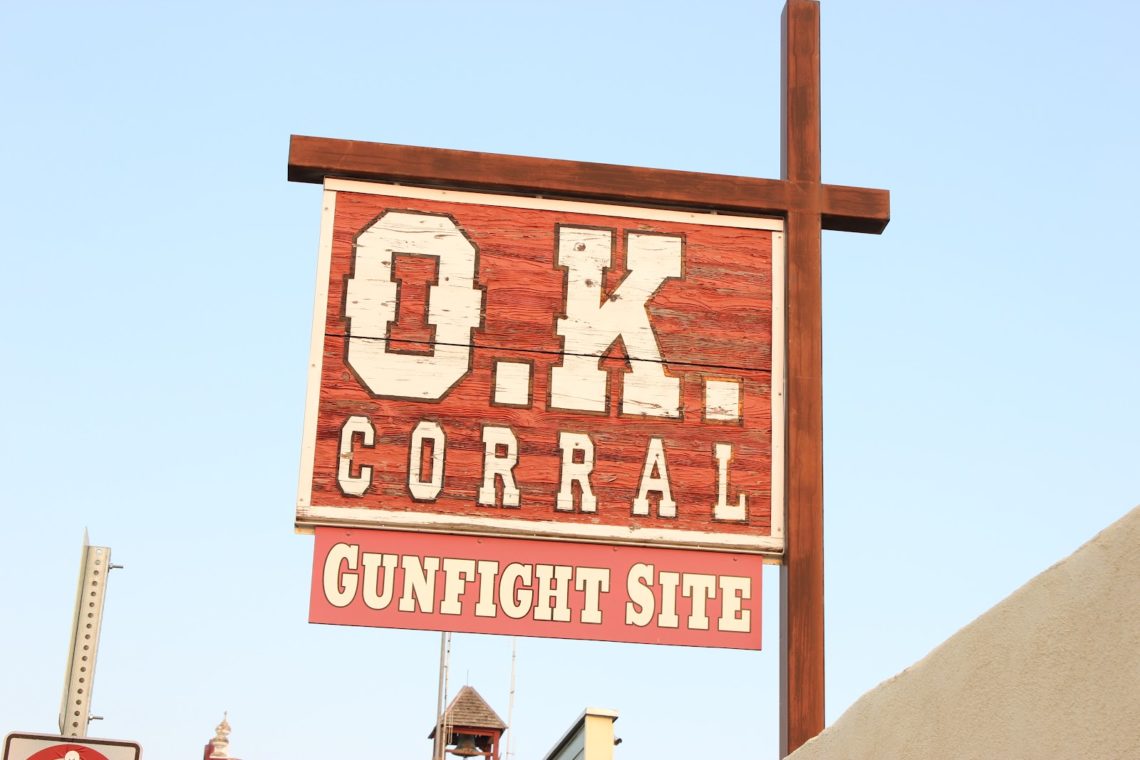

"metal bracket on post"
[59,532,113,737]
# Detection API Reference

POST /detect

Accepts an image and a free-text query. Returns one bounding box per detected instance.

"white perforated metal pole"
[434,631,450,760]
[59,531,113,737]
[505,638,517,760]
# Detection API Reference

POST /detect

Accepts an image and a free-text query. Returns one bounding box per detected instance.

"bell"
[448,733,483,758]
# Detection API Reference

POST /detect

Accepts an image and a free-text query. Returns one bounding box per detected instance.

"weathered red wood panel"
[327,189,775,369]
[297,181,783,556]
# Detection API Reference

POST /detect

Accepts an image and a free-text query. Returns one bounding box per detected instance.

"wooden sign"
[297,180,785,556]
[289,0,890,751]
[311,527,763,649]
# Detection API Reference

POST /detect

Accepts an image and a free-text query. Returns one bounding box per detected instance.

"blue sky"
[1,2,1138,758]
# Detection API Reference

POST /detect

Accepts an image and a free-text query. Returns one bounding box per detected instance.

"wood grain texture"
[333,190,775,371]
[821,183,890,234]
[781,1,821,184]
[288,135,888,235]
[782,209,825,754]
[303,188,779,551]
[781,0,826,755]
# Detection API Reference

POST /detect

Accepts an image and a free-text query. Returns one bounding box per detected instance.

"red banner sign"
[297,180,784,556]
[311,528,762,649]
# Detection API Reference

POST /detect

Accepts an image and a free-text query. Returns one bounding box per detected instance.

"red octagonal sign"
[4,735,139,760]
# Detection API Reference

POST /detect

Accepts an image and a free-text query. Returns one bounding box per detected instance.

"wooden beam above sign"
[287,135,889,235]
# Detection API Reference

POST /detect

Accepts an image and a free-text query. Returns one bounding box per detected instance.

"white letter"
[323,543,359,608]
[682,573,718,630]
[550,228,682,416]
[361,552,396,610]
[557,432,597,512]
[713,442,746,521]
[499,563,533,619]
[474,560,500,618]
[337,416,374,497]
[625,563,655,626]
[478,426,520,508]
[575,567,610,624]
[633,437,676,517]
[408,421,445,500]
[440,558,477,615]
[344,212,483,399]
[398,555,441,613]
[656,570,680,628]
[718,575,752,633]
[533,564,573,622]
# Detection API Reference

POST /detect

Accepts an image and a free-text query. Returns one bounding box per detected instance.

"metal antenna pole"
[59,531,115,737]
[434,631,452,760]
[434,632,447,760]
[441,633,453,760]
[505,639,517,760]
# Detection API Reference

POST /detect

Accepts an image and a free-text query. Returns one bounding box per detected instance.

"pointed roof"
[429,686,508,737]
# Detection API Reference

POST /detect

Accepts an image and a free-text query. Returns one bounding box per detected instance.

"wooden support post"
[780,0,826,756]
[288,4,888,754]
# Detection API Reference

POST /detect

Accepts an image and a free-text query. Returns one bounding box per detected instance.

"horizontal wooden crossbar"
[288,135,889,235]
